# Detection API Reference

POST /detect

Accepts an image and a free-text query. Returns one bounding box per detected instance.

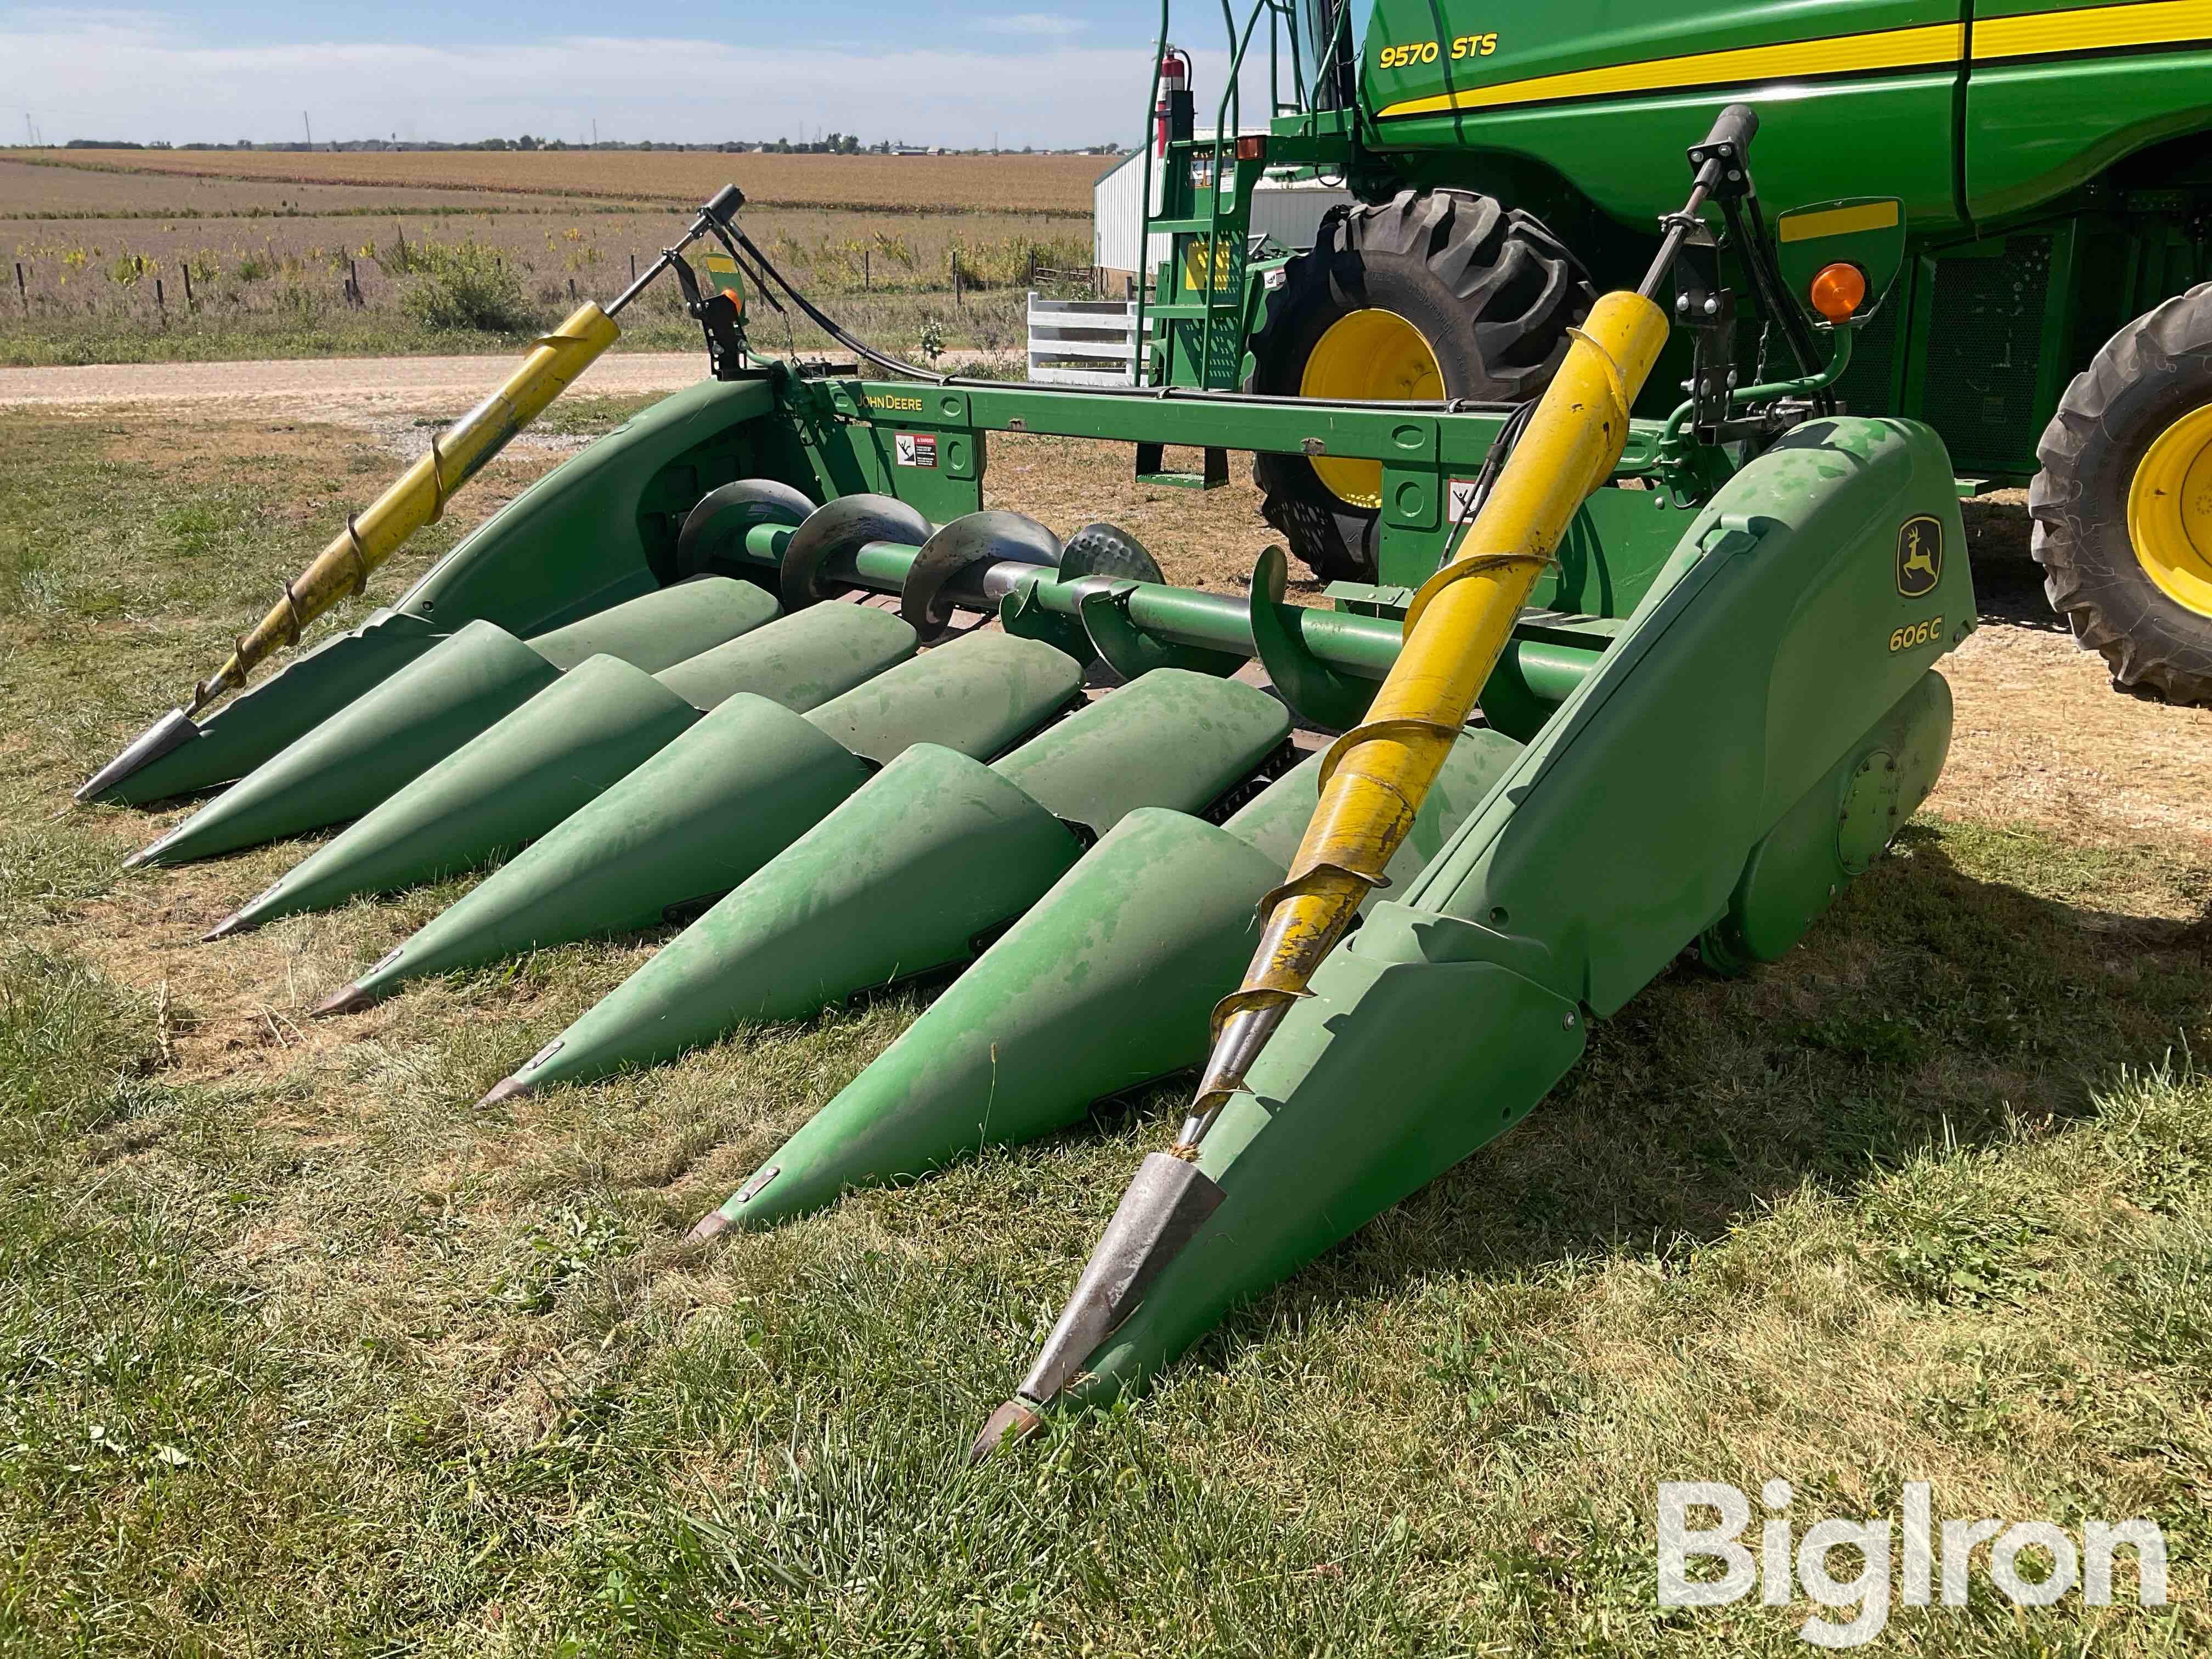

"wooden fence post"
[154,277,166,326]
[14,262,25,316]
[182,263,195,311]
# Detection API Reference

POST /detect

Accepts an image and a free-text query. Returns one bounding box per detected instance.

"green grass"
[1,408,2208,1654]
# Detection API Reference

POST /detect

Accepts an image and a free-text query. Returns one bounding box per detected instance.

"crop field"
[0,148,1103,216]
[0,152,1103,366]
[0,386,2207,1653]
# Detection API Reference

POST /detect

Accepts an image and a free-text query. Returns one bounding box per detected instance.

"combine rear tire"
[1248,189,1592,583]
[2032,285,2212,705]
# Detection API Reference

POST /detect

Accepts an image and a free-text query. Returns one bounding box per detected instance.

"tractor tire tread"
[1248,188,1593,583]
[2030,280,2212,706]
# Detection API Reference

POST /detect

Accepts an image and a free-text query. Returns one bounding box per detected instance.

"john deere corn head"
[83,110,1975,1455]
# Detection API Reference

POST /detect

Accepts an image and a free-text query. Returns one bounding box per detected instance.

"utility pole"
[302,111,313,149]
[591,118,598,146]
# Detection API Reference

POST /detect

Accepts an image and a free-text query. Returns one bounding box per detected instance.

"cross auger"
[82,103,1977,1452]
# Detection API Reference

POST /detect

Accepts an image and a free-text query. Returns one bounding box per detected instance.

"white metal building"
[1092,149,1353,290]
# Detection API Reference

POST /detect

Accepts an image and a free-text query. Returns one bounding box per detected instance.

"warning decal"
[895,432,939,469]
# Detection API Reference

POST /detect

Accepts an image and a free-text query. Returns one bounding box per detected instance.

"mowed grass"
[1,404,2210,1655]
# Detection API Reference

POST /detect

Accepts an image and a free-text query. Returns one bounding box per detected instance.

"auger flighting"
[972,108,1755,1459]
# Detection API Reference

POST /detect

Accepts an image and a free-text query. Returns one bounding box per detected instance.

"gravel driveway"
[0,352,710,409]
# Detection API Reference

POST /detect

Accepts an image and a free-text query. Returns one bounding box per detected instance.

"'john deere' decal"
[1896,516,1943,597]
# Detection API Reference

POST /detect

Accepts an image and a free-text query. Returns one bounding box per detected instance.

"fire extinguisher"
[1155,48,1193,157]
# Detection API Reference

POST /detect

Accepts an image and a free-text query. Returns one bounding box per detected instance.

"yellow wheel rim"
[2125,403,2212,618]
[1297,308,1444,509]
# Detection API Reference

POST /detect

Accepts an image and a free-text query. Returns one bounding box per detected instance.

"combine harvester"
[81,42,2011,1451]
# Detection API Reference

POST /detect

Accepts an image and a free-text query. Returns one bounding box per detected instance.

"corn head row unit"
[76,63,1993,1453]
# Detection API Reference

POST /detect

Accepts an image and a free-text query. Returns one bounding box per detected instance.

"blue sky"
[0,4,1364,149]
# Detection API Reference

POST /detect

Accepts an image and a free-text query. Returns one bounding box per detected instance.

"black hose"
[1432,393,1539,572]
[724,227,1527,414]
[1721,193,1832,413]
[731,225,952,381]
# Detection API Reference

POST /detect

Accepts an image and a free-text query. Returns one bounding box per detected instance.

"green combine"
[77,0,2196,1449]
[1145,0,2212,702]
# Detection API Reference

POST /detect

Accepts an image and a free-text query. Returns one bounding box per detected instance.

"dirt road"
[0,352,710,409]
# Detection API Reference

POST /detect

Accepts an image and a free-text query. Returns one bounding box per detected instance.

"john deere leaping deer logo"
[1896,516,1944,597]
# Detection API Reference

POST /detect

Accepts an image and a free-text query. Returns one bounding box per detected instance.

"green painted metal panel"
[803,633,1084,766]
[510,743,1084,1093]
[342,695,872,1001]
[990,668,1291,835]
[523,575,778,673]
[131,620,560,868]
[1071,948,1588,1407]
[1405,416,1974,1017]
[1706,669,1953,968]
[653,603,916,713]
[218,656,704,932]
[397,376,773,630]
[1964,17,2212,221]
[1358,0,1962,232]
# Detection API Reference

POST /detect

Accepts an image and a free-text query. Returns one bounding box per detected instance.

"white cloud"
[0,12,1278,150]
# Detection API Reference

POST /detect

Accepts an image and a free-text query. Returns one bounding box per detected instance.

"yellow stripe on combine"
[1373,23,1961,119]
[1778,200,1901,242]
[1373,0,2212,122]
[1972,0,2212,60]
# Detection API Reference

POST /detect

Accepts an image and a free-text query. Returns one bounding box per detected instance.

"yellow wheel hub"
[2126,404,2212,618]
[1298,308,1444,509]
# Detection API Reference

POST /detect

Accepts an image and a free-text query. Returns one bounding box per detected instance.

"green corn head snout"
[207,602,921,938]
[320,630,1084,1013]
[129,578,782,869]
[489,669,1293,1102]
[705,729,1530,1234]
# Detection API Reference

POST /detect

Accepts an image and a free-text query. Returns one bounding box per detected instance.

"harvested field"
[0,157,585,219]
[0,156,1094,365]
[0,148,1104,216]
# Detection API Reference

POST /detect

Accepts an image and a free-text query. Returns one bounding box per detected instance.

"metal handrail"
[1133,0,1354,388]
[1131,0,1171,387]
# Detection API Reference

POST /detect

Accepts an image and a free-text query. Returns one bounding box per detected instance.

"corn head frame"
[78,104,1973,1454]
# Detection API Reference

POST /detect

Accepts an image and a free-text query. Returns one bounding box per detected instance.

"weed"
[396,238,540,334]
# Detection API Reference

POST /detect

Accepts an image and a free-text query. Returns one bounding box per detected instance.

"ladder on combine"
[1131,0,1340,486]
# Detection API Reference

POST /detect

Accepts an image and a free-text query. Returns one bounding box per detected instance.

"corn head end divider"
[78,110,1974,1454]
